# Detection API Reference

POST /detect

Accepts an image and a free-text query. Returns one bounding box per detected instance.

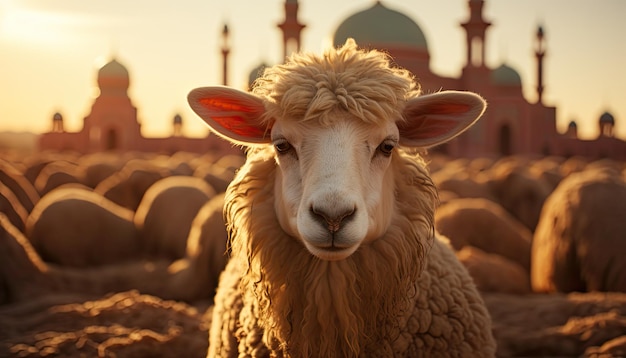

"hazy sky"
[1,0,624,140]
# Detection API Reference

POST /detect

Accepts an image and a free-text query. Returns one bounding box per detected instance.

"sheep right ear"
[188,86,271,145]
[398,91,486,148]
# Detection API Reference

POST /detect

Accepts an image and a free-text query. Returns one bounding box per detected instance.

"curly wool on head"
[252,39,421,127]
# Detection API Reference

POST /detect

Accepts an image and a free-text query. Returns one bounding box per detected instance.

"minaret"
[535,25,546,104]
[461,0,491,68]
[221,24,230,86]
[277,0,306,60]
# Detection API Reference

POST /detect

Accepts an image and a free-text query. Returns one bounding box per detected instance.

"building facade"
[40,0,625,160]
[38,59,241,155]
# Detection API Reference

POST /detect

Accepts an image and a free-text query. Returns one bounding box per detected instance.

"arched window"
[106,128,118,150]
[498,124,512,156]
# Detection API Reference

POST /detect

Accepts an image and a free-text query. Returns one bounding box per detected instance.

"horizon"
[1,0,625,141]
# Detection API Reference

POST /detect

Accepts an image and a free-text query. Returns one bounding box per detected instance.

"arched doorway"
[498,124,512,156]
[105,128,118,150]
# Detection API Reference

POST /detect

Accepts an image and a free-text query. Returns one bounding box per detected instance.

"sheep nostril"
[310,206,356,233]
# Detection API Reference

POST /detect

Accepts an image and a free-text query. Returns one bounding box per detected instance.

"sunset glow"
[0,0,624,140]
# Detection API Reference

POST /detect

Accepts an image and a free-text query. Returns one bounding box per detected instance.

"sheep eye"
[377,140,396,156]
[273,139,292,155]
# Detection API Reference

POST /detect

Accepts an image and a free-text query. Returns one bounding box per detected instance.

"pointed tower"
[535,25,546,104]
[277,0,306,60]
[221,23,230,86]
[461,0,491,68]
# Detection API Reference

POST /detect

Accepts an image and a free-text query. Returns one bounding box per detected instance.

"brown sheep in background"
[0,182,28,232]
[33,160,84,196]
[168,193,229,302]
[435,197,533,272]
[77,153,123,188]
[134,176,216,260]
[194,161,236,194]
[94,159,170,211]
[25,187,140,267]
[486,159,552,232]
[0,159,40,213]
[532,167,626,293]
[1,204,228,305]
[455,246,531,294]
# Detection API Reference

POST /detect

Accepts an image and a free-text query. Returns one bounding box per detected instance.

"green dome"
[491,64,522,86]
[248,62,269,90]
[333,2,428,51]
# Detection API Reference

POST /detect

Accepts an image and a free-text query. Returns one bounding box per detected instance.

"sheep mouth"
[307,243,359,261]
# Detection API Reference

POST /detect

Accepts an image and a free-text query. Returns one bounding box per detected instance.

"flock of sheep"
[2,41,626,357]
[0,147,625,357]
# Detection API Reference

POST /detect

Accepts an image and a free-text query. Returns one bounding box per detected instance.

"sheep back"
[25,187,139,268]
[435,197,532,272]
[532,168,626,293]
[134,176,216,260]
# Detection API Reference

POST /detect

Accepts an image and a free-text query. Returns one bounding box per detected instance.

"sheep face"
[270,114,398,260]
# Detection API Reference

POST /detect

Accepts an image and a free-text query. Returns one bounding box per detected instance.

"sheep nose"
[310,205,356,233]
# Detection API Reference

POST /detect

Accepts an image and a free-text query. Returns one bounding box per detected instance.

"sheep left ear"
[398,91,486,148]
[188,86,270,145]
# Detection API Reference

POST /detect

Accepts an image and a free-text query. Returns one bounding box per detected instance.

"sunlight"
[0,2,88,46]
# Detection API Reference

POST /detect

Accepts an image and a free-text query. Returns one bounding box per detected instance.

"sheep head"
[189,39,485,261]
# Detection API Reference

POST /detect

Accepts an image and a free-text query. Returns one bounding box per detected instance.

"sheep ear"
[187,86,271,145]
[398,91,486,148]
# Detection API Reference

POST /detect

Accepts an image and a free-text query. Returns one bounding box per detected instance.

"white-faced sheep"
[532,166,626,293]
[134,176,216,260]
[188,39,495,357]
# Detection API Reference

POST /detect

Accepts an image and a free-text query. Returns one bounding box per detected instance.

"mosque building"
[39,0,625,160]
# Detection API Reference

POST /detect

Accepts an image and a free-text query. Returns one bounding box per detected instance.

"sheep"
[531,166,626,293]
[77,153,123,188]
[1,200,227,305]
[188,39,495,357]
[33,160,84,195]
[455,246,531,294]
[0,158,40,213]
[94,159,170,211]
[435,197,533,272]
[0,182,28,232]
[134,176,216,260]
[485,158,553,232]
[25,187,140,267]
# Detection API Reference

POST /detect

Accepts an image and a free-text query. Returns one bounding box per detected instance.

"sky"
[0,0,625,140]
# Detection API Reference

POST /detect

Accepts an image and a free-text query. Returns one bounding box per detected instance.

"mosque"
[39,0,625,160]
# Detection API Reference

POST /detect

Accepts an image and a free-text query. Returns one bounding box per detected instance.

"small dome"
[53,112,63,121]
[568,120,577,128]
[173,114,182,124]
[333,2,428,51]
[248,62,269,90]
[599,111,615,125]
[491,64,522,86]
